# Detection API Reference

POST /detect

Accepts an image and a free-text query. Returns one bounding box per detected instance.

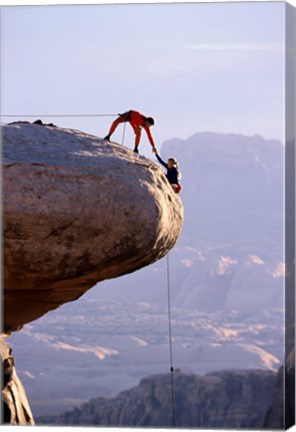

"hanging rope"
[166,253,176,427]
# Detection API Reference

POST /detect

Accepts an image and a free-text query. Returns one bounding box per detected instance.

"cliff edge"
[3,122,183,332]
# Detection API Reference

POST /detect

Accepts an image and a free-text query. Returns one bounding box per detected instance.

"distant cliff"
[44,369,277,428]
[263,348,295,429]
[2,121,183,424]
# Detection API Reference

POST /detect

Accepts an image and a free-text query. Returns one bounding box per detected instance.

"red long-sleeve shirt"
[129,110,155,147]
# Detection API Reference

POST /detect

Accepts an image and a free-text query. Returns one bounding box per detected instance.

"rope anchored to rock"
[1,113,118,118]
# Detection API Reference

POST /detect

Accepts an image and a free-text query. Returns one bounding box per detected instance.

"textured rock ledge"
[1,335,34,425]
[3,122,183,332]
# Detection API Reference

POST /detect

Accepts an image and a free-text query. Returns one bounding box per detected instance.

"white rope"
[1,113,117,118]
[121,122,127,146]
[166,253,176,427]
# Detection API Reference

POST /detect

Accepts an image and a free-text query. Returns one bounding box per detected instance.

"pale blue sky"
[1,2,285,154]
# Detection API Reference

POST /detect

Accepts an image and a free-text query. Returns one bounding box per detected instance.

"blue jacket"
[156,154,179,185]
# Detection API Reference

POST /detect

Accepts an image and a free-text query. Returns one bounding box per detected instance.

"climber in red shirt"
[104,110,156,153]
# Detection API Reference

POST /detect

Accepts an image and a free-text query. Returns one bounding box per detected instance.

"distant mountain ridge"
[39,369,278,428]
[160,132,283,245]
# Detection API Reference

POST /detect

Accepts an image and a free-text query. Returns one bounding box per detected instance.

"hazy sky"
[1,2,286,154]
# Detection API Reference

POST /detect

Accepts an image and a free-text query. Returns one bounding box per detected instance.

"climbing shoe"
[133,147,139,154]
[104,135,111,141]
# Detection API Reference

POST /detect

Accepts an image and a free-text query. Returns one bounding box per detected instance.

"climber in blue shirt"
[153,148,182,194]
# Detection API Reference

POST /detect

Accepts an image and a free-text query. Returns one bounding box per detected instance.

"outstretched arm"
[155,152,168,169]
[144,126,155,148]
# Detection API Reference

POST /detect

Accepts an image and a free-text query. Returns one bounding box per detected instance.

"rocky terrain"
[1,335,34,425]
[3,122,183,332]
[40,369,278,428]
[263,348,295,429]
[2,121,183,424]
[9,296,283,417]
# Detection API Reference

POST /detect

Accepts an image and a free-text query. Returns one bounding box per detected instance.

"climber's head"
[145,117,155,127]
[168,157,177,169]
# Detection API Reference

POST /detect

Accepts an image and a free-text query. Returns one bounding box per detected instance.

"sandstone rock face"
[3,122,183,332]
[1,335,34,425]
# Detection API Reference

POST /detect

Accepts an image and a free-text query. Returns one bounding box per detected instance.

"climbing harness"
[166,253,176,427]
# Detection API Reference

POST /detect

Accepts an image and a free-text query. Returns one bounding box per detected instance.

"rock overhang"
[3,122,183,332]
